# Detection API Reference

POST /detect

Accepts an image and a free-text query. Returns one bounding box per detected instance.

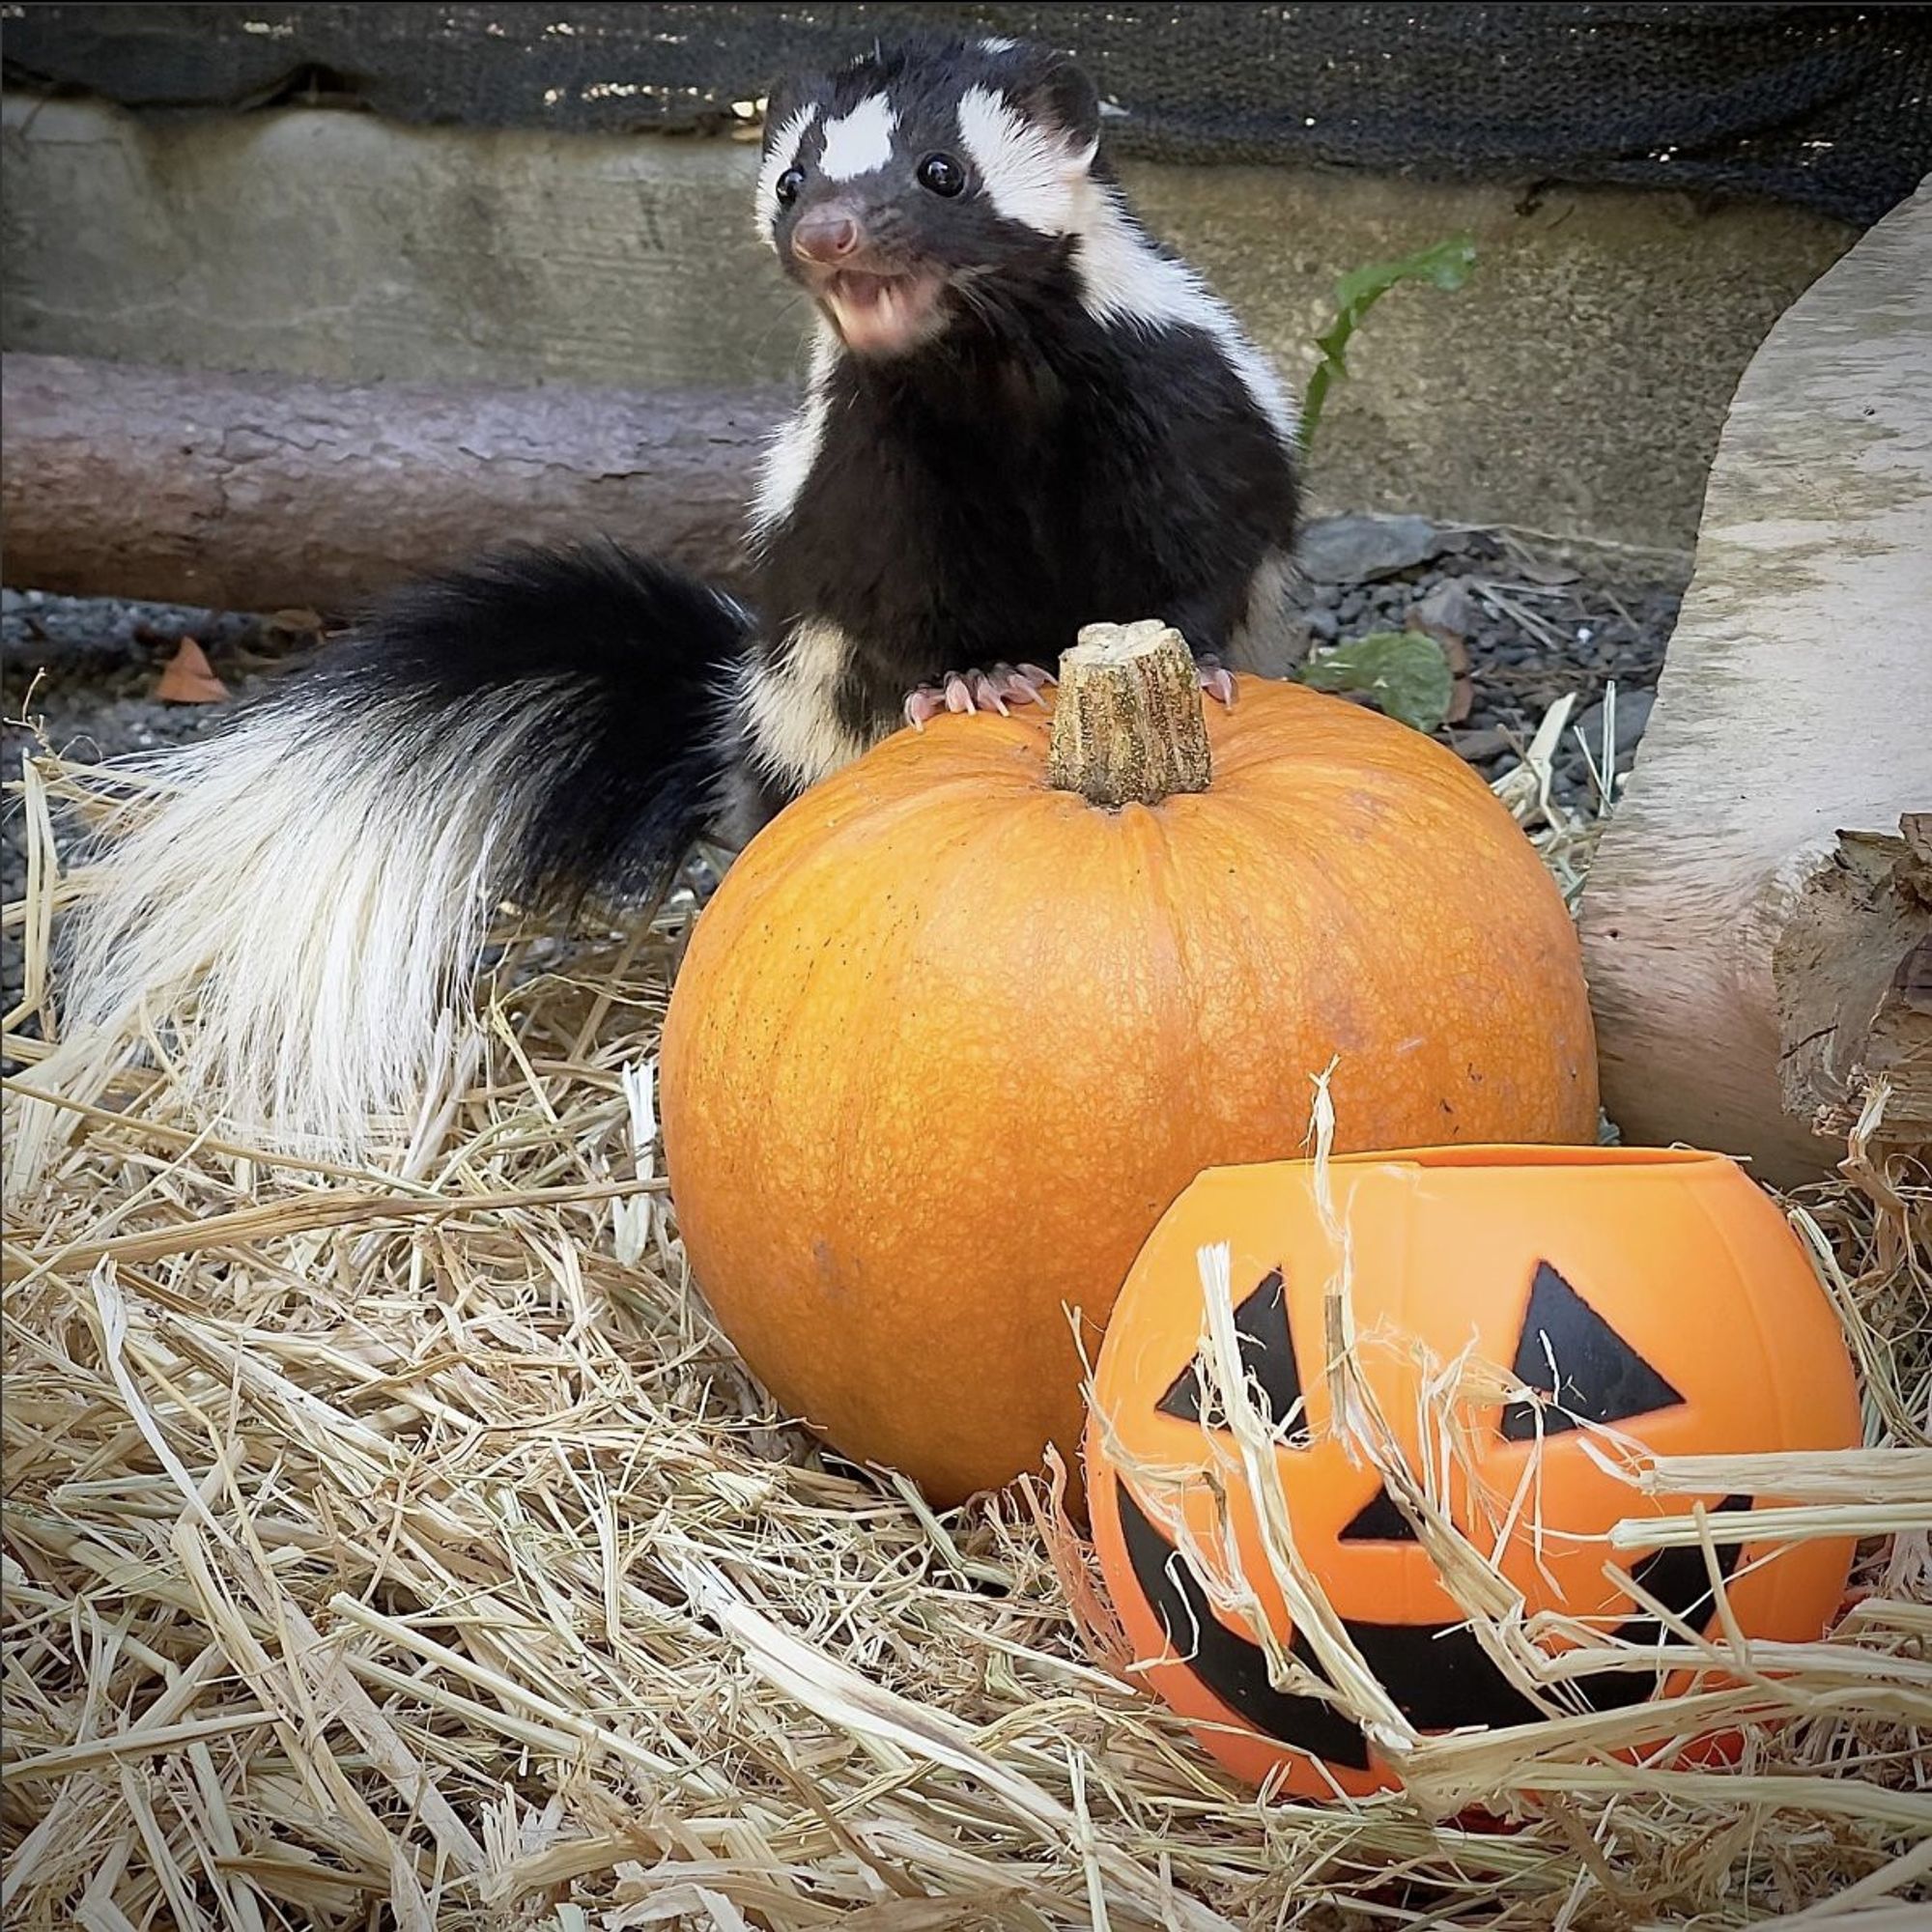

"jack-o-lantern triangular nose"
[1501,1261,1686,1441]
[1338,1485,1420,1544]
[1156,1268,1306,1437]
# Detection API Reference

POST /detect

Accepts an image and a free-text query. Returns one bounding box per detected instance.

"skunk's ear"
[759,73,809,156]
[1015,47,1102,161]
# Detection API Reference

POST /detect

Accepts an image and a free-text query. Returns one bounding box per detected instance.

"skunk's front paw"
[903,662,1057,728]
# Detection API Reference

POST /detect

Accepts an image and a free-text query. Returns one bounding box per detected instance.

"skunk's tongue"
[823,271,944,355]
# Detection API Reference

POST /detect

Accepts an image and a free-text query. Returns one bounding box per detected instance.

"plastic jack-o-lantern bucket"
[1084,1145,1863,1798]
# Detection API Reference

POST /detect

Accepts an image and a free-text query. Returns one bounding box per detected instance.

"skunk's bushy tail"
[16,543,750,1179]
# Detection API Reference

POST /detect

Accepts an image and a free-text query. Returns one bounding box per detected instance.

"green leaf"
[1330,235,1478,315]
[1298,234,1477,454]
[1300,631,1455,734]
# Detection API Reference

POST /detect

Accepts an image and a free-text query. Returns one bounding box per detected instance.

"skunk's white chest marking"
[749,326,840,546]
[740,619,877,790]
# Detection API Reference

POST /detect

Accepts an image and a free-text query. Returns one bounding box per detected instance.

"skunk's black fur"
[773,310,1298,748]
[312,544,751,908]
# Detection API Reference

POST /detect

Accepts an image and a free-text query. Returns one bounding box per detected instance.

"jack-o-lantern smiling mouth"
[1118,1263,1753,1772]
[1115,1482,1752,1772]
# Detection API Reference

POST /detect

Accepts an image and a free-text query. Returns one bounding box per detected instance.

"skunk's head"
[756,35,1104,357]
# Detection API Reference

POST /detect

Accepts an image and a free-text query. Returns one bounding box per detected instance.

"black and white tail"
[14,543,750,1182]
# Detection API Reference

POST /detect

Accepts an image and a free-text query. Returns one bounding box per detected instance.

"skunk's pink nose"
[792,207,864,265]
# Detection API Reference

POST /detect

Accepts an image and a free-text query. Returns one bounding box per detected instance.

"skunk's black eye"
[917,153,966,197]
[775,167,806,209]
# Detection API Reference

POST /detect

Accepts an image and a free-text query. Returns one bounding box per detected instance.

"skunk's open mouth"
[818,270,946,355]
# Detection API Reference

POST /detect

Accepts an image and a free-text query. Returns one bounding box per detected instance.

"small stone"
[1449,725,1513,762]
[1295,514,1446,584]
[1305,607,1340,643]
[1409,580,1480,639]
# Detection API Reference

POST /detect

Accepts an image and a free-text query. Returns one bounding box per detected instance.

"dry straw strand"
[3,734,1929,1928]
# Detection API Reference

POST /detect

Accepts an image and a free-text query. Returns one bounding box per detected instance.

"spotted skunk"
[21,33,1299,1168]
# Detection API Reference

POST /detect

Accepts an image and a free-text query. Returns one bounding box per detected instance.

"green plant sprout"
[1297,233,1477,453]
[1293,235,1478,733]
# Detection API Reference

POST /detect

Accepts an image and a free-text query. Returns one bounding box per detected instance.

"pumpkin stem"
[1045,620,1214,808]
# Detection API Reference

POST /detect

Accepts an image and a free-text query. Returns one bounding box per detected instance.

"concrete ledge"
[1,94,1857,551]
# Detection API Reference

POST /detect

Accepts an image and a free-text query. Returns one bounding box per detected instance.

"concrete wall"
[1,95,1856,553]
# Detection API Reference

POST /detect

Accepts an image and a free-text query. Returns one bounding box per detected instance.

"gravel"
[2,527,1688,1020]
[1291,526,1687,806]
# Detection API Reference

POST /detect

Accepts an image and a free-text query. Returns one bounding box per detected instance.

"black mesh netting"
[5,3,1928,225]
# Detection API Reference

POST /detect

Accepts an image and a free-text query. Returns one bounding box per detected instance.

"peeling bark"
[1777,818,1932,1151]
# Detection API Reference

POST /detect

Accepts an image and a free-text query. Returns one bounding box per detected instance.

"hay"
[5,712,1930,1929]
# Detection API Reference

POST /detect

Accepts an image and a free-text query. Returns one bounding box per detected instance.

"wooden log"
[1577,182,1932,1185]
[1775,819,1932,1152]
[0,353,789,612]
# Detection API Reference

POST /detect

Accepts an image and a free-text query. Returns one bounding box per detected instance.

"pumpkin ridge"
[1199,679,1463,782]
[1230,738,1498,816]
[1122,803,1220,1174]
[735,759,1032,894]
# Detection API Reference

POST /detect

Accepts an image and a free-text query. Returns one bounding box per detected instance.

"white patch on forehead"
[955,84,1093,234]
[979,36,1020,54]
[819,93,898,180]
[755,101,819,241]
[1075,186,1297,446]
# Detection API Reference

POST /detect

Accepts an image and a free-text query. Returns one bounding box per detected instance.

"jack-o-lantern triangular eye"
[1500,1261,1686,1442]
[1157,1268,1307,1439]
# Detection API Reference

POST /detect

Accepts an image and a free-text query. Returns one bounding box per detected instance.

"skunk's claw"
[904,662,1056,729]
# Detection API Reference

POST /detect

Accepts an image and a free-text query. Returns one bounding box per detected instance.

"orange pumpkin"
[1085,1145,1862,1797]
[660,623,1598,1504]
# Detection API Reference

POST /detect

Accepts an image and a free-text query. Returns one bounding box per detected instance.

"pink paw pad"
[904,662,1056,729]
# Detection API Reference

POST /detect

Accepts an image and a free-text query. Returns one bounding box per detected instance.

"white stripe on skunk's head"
[755,100,821,244]
[955,84,1098,235]
[754,35,1105,357]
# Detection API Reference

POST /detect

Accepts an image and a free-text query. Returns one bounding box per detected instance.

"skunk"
[19,32,1299,1169]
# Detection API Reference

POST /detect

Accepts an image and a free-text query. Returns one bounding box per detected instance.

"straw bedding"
[4,702,1928,1929]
